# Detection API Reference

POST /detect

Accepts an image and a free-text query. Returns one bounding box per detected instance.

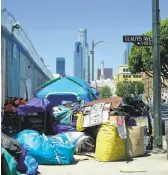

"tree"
[99,85,112,99]
[116,81,144,98]
[128,18,168,82]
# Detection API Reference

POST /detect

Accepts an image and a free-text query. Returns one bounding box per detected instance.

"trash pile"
[1,95,153,174]
[1,77,153,174]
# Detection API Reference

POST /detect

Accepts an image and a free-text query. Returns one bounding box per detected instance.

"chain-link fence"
[1,8,54,80]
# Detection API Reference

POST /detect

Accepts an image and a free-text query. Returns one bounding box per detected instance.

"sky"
[2,0,168,77]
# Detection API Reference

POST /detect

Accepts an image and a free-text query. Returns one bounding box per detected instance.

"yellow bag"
[75,113,85,132]
[95,124,125,162]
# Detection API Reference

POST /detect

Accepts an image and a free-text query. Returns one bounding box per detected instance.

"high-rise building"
[97,68,113,80]
[56,57,65,76]
[123,43,132,64]
[73,42,83,79]
[77,28,90,83]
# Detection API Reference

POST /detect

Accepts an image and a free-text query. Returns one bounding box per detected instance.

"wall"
[1,9,54,104]
[1,27,50,100]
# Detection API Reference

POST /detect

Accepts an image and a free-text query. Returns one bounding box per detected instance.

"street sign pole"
[152,0,162,152]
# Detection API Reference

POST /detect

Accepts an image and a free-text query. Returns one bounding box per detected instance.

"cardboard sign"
[83,110,109,127]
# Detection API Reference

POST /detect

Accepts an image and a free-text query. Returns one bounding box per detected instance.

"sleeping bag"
[51,131,95,153]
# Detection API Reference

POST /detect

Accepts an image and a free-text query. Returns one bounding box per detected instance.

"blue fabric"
[24,155,38,175]
[34,76,96,103]
[17,146,38,175]
[14,130,75,165]
[52,123,76,134]
[16,98,51,115]
[47,136,75,165]
[52,105,73,125]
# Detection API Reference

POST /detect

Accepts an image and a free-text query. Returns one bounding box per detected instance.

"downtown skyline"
[2,0,168,76]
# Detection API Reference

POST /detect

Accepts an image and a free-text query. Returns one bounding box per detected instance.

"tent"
[33,76,97,106]
[90,87,99,99]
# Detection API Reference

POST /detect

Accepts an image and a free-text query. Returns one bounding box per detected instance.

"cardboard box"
[126,126,144,158]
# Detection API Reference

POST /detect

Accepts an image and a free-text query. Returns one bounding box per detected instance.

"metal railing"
[1,8,54,80]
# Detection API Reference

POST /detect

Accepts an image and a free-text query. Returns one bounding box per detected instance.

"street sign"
[123,35,152,46]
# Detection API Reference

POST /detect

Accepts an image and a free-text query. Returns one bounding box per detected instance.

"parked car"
[148,103,168,135]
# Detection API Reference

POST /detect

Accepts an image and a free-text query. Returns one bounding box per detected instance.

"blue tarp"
[34,76,97,104]
[14,130,75,165]
[16,98,51,115]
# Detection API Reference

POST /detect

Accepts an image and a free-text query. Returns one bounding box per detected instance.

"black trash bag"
[119,104,142,116]
[1,133,22,161]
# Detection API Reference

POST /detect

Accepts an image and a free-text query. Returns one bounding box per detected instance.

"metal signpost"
[152,0,162,152]
[123,0,163,152]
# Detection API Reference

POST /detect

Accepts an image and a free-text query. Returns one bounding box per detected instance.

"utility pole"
[152,0,162,151]
[91,40,94,81]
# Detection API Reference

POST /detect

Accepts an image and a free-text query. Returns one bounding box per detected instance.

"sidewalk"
[38,153,168,175]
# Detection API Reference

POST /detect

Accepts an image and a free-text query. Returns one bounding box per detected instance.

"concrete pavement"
[37,137,167,175]
[37,152,168,175]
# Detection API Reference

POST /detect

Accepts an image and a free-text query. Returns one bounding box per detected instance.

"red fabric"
[116,116,124,126]
[19,100,26,104]
[15,100,20,105]
[5,104,16,112]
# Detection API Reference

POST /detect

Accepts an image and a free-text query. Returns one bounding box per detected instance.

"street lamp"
[12,21,20,34]
[90,40,110,81]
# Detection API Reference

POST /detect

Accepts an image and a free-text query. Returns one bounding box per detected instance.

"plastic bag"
[52,105,73,125]
[1,147,21,175]
[75,113,85,132]
[14,130,74,165]
[24,155,38,175]
[2,133,22,161]
[52,122,76,134]
[48,136,75,165]
[95,124,125,162]
[17,147,38,175]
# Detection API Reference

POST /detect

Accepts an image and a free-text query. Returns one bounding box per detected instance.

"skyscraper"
[123,43,132,64]
[73,42,83,79]
[97,67,113,80]
[77,28,90,83]
[56,57,65,76]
